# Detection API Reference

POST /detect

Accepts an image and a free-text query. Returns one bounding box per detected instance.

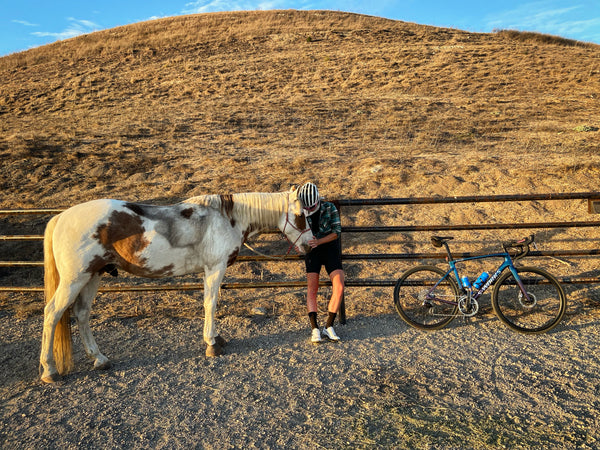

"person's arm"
[308,202,341,249]
[308,232,338,249]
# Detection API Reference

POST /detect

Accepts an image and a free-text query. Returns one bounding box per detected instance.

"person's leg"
[323,269,344,341]
[307,272,320,315]
[307,272,322,343]
[327,269,345,319]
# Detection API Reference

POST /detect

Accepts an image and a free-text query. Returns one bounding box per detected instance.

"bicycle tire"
[393,265,459,330]
[492,266,567,334]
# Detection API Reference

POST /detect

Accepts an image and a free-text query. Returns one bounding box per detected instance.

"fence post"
[333,200,346,325]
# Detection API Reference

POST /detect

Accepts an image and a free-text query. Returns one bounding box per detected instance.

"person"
[297,182,345,344]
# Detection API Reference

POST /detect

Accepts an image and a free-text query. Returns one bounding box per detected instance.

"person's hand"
[308,237,319,248]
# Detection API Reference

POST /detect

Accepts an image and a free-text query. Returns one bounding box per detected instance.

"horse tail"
[44,214,73,375]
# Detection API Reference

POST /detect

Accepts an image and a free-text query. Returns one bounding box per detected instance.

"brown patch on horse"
[294,214,306,230]
[227,247,239,267]
[124,202,147,216]
[91,210,174,276]
[86,255,111,275]
[180,207,193,219]
[99,263,118,277]
[220,194,236,227]
[242,228,251,243]
[95,210,148,253]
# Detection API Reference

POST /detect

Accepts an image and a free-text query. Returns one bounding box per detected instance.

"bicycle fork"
[507,266,537,308]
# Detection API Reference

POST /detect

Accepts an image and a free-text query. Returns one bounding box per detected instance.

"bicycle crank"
[458,296,479,317]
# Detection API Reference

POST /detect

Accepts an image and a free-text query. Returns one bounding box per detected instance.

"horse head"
[280,187,312,254]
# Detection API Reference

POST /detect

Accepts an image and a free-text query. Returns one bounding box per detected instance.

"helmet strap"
[304,200,320,216]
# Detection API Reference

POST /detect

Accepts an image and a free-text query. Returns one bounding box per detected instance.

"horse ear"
[290,185,298,192]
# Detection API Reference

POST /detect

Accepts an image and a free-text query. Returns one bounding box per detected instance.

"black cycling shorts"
[304,239,343,275]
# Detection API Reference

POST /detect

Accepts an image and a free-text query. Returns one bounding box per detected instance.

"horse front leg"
[203,264,227,357]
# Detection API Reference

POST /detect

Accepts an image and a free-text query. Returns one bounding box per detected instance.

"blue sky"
[2,1,599,56]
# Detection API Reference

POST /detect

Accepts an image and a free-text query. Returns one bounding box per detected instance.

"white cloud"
[182,0,310,14]
[12,19,39,27]
[31,18,101,41]
[486,1,600,42]
[487,3,579,30]
[73,19,101,29]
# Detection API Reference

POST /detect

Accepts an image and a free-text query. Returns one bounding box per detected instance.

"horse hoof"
[215,335,227,348]
[41,373,61,384]
[94,360,112,371]
[206,344,223,358]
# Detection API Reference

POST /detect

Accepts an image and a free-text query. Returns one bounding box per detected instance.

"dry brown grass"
[1,10,599,209]
[493,29,597,48]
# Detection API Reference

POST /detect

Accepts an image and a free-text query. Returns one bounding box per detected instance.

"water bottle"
[461,276,471,289]
[472,272,490,290]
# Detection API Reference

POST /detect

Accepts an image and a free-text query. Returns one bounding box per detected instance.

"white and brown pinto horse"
[40,188,311,383]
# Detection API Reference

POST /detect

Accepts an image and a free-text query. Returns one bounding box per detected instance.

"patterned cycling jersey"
[306,201,341,239]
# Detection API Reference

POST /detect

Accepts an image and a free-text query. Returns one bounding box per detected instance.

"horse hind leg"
[40,296,66,383]
[40,279,87,383]
[72,275,111,371]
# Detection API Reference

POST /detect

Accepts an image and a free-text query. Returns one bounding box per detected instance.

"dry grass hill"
[2,10,600,448]
[1,10,599,209]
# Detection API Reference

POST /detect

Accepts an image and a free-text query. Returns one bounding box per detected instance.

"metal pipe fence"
[2,191,600,293]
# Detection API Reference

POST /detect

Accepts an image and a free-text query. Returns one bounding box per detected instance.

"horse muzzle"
[296,244,312,254]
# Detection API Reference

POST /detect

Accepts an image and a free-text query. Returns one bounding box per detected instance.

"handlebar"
[502,234,535,261]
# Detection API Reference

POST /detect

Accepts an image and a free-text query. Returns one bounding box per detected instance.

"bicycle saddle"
[431,236,454,248]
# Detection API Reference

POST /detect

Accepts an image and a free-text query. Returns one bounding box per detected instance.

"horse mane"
[184,191,288,229]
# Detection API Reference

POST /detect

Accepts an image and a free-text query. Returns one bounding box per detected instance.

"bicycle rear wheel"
[492,266,566,333]
[393,265,459,330]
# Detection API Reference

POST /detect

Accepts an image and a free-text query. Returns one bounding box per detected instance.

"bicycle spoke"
[394,266,459,330]
[492,267,566,333]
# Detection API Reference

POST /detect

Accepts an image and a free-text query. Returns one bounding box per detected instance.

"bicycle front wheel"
[393,265,459,330]
[492,266,567,334]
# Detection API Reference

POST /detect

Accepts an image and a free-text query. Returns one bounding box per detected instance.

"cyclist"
[297,182,345,344]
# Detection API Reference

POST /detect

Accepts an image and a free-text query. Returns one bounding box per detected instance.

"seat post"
[443,241,454,261]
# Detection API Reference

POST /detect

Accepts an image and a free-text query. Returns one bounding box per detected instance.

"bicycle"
[393,234,567,334]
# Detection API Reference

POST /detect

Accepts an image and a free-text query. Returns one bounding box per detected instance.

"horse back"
[52,199,235,278]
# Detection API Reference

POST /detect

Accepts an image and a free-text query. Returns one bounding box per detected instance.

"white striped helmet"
[298,182,320,209]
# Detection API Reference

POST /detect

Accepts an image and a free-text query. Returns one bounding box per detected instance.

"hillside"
[1,10,599,209]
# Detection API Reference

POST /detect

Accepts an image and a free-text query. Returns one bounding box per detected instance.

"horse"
[39,188,312,383]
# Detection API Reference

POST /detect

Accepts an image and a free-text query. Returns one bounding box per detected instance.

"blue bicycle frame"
[432,251,529,304]
[394,234,566,333]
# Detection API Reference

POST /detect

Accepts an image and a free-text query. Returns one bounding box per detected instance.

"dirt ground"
[2,10,600,449]
[2,283,600,449]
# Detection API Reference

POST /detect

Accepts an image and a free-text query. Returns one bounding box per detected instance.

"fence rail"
[2,191,600,293]
[335,192,600,206]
